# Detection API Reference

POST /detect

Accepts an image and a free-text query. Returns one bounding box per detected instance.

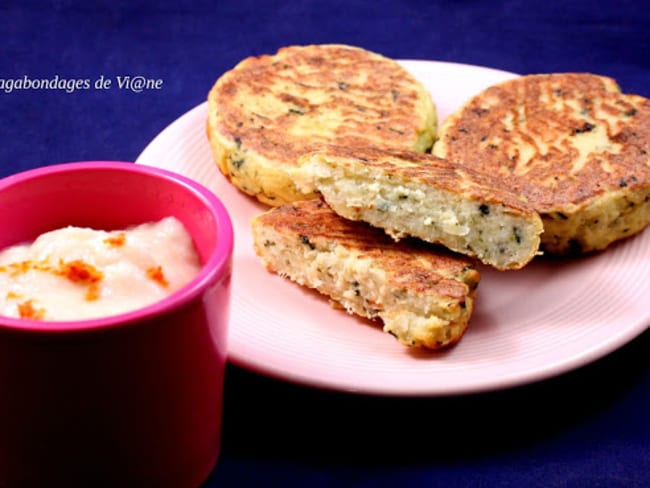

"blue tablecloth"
[2,1,649,486]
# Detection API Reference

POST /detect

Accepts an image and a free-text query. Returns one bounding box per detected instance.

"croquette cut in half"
[433,72,650,254]
[207,44,437,205]
[251,199,481,350]
[292,146,543,270]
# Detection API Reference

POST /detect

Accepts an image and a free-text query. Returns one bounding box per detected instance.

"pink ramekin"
[0,161,234,487]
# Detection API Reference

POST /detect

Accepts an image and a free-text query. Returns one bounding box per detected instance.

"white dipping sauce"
[0,217,202,321]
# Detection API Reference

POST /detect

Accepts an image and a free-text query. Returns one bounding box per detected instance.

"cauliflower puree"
[0,217,201,321]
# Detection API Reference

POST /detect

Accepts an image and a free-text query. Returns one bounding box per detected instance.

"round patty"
[207,44,437,205]
[433,72,650,254]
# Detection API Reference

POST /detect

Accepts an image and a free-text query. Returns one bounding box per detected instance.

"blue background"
[2,1,649,486]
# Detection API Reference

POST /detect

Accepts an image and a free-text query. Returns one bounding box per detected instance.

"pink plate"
[136,60,650,396]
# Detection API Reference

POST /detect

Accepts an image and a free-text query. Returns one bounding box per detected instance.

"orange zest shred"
[7,260,33,277]
[147,265,169,288]
[17,299,46,320]
[2,258,106,311]
[85,282,101,301]
[2,259,104,285]
[104,233,126,247]
[2,259,54,277]
[58,259,103,284]
[57,260,104,301]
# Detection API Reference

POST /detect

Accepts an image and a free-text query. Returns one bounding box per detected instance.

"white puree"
[0,217,202,321]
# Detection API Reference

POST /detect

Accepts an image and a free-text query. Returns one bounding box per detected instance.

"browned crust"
[434,73,650,213]
[210,44,432,164]
[304,145,540,217]
[252,199,480,302]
